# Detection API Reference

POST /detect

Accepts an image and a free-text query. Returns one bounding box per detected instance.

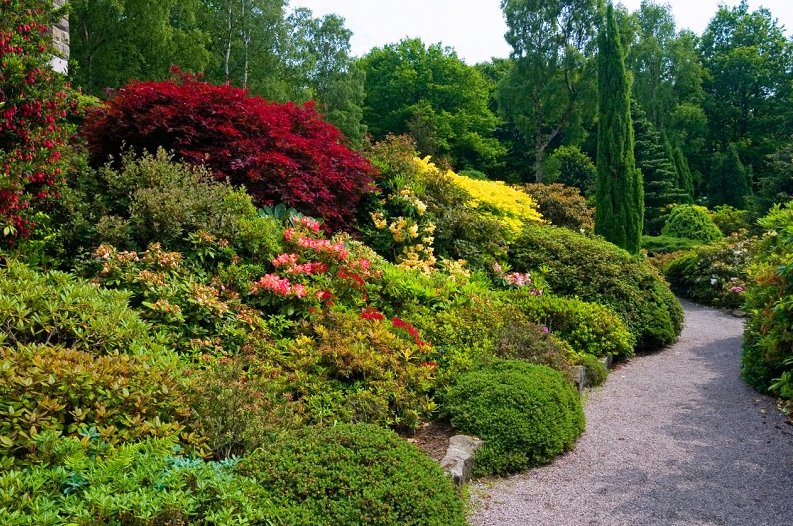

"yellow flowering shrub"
[415,156,543,236]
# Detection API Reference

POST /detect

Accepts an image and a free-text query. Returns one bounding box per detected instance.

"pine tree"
[595,4,644,254]
[708,143,752,208]
[632,101,690,234]
[665,134,695,201]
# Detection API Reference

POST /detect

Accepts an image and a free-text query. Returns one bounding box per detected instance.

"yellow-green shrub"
[416,156,543,237]
[0,345,199,468]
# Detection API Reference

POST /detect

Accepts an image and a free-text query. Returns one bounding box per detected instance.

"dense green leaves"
[595,4,644,254]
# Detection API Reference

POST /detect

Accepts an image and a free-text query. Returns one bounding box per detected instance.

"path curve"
[469,300,793,526]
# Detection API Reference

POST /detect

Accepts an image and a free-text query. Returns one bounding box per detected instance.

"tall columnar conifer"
[595,3,644,254]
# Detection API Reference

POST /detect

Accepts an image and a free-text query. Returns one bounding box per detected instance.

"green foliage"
[511,224,683,350]
[595,5,644,254]
[237,423,467,526]
[708,144,752,209]
[743,201,793,396]
[444,360,585,475]
[664,234,755,309]
[522,183,595,232]
[507,291,634,359]
[62,149,283,259]
[499,0,599,182]
[0,436,276,525]
[0,345,198,468]
[89,241,273,357]
[632,101,690,235]
[0,260,152,353]
[542,146,597,194]
[187,355,300,459]
[576,353,608,388]
[709,205,752,236]
[286,311,438,431]
[414,297,575,383]
[360,38,504,170]
[661,204,723,242]
[642,235,703,255]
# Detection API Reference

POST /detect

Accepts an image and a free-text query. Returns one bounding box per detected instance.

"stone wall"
[50,0,69,74]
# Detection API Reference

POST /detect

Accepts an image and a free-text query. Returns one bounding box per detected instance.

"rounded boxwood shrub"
[236,423,466,526]
[510,224,683,351]
[507,291,634,359]
[444,360,585,476]
[661,204,723,243]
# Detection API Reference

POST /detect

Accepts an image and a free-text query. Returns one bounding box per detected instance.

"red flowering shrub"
[0,0,72,240]
[81,73,377,229]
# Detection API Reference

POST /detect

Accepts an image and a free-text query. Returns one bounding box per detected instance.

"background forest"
[69,0,793,223]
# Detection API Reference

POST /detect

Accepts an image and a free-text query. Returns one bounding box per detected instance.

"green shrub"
[0,436,279,526]
[709,205,751,236]
[286,310,438,431]
[187,355,301,459]
[511,224,683,350]
[575,353,608,387]
[56,149,283,260]
[742,201,793,401]
[661,204,723,242]
[0,260,153,353]
[522,183,595,232]
[642,235,703,255]
[89,241,273,357]
[0,344,199,468]
[236,423,467,526]
[414,297,575,382]
[664,234,755,309]
[444,360,585,475]
[507,291,634,359]
[542,145,596,195]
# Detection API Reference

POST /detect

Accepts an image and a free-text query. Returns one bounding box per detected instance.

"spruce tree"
[632,101,690,235]
[665,134,695,201]
[595,4,644,254]
[708,143,752,208]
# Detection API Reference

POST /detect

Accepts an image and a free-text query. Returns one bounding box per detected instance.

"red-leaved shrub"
[0,0,72,240]
[81,72,377,229]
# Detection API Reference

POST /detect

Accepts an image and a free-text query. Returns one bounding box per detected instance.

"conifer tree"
[595,3,644,254]
[708,143,752,208]
[665,134,695,201]
[632,101,689,234]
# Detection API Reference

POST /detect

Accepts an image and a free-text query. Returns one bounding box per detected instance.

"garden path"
[469,300,793,526]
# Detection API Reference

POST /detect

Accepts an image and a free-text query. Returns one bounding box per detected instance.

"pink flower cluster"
[392,317,429,348]
[251,274,307,298]
[272,252,329,275]
[504,272,532,287]
[730,286,746,294]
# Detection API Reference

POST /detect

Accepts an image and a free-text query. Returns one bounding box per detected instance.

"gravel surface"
[469,300,793,526]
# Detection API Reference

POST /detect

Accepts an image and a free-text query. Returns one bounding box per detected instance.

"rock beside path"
[469,300,793,526]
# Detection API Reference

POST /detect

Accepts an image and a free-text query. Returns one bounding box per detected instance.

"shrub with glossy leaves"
[0,344,199,468]
[236,423,467,526]
[511,224,683,350]
[661,204,723,243]
[0,0,73,240]
[542,145,597,194]
[709,205,751,236]
[80,72,377,229]
[508,291,634,359]
[444,360,585,475]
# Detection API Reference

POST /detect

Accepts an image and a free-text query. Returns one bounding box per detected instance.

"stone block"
[440,435,484,485]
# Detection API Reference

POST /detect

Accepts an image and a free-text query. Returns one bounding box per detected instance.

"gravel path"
[469,300,793,526]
